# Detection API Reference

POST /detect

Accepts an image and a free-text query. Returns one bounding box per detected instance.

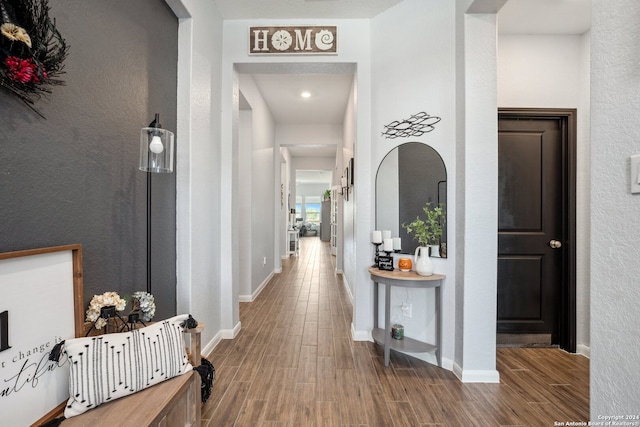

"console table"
[287,229,299,256]
[368,267,445,367]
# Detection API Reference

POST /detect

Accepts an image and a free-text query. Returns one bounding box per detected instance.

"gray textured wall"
[0,0,178,319]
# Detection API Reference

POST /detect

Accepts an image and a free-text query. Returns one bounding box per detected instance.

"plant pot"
[414,246,434,276]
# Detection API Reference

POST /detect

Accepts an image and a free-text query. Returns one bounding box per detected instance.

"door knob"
[549,239,562,249]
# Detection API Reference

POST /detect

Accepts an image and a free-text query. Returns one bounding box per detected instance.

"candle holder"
[372,242,382,266]
[85,305,127,336]
[126,312,147,331]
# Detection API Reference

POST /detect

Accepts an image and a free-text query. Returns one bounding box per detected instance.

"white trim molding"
[341,273,353,304]
[221,321,242,339]
[239,272,274,302]
[577,344,590,359]
[453,362,500,383]
[351,323,372,342]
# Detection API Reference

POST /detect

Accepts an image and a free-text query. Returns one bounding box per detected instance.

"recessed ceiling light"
[300,91,311,98]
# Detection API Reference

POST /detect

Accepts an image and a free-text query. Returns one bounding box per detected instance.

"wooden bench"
[35,323,205,426]
[62,370,201,427]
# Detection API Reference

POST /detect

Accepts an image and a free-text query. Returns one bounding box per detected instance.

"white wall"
[497,33,591,356]
[171,0,224,352]
[239,74,277,299]
[455,8,500,382]
[297,183,332,202]
[238,108,253,297]
[342,79,356,300]
[591,0,640,415]
[371,0,458,369]
[278,124,343,147]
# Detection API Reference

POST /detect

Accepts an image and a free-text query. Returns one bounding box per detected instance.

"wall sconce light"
[340,175,349,201]
[139,113,175,294]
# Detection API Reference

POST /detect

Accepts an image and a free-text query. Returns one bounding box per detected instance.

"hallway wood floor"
[202,237,589,426]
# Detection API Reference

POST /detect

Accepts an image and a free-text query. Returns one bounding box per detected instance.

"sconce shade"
[139,114,174,173]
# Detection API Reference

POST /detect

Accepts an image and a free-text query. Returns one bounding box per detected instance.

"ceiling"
[214,0,404,20]
[228,0,590,181]
[498,0,591,35]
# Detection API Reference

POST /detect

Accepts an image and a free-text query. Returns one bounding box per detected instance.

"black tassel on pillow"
[195,358,215,403]
[181,315,198,329]
[49,340,65,362]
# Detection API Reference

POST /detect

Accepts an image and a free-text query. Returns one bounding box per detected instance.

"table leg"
[384,283,391,367]
[373,280,379,330]
[435,286,441,367]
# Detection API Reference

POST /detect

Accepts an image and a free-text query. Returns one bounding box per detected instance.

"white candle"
[393,237,401,251]
[371,230,382,244]
[383,238,393,252]
[382,230,391,240]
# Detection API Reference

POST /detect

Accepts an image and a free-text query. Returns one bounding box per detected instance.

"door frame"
[497,108,577,352]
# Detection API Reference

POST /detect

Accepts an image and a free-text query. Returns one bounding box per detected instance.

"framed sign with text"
[0,245,84,426]
[249,26,337,55]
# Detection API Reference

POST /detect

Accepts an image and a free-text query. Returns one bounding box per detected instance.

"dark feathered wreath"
[0,0,68,118]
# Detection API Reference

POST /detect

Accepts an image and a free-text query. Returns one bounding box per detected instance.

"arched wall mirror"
[375,142,447,257]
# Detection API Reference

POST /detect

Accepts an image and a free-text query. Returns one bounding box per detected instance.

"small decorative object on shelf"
[398,257,412,272]
[85,291,127,335]
[377,255,394,271]
[391,324,404,340]
[0,0,69,118]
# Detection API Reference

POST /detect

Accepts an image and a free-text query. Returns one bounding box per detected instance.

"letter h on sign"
[253,30,269,52]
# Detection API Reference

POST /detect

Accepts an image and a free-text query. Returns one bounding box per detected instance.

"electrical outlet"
[263,256,267,266]
[401,304,412,318]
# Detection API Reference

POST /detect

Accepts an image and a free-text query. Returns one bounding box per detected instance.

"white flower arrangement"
[131,291,156,322]
[86,291,127,329]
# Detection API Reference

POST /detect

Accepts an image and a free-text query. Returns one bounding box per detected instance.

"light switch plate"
[631,155,640,194]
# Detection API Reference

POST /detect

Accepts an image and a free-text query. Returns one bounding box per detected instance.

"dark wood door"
[497,113,569,343]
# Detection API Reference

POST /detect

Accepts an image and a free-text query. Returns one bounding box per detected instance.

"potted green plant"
[323,189,331,201]
[402,202,445,276]
[402,202,446,255]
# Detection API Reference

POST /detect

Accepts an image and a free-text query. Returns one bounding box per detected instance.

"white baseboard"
[239,272,274,302]
[351,324,372,341]
[202,332,222,358]
[577,344,590,359]
[453,362,500,383]
[342,275,353,305]
[221,321,241,339]
[201,321,241,358]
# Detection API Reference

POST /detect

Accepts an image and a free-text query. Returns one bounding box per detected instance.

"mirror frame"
[375,142,447,257]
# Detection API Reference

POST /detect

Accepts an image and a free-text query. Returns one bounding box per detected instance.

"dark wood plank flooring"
[202,237,589,426]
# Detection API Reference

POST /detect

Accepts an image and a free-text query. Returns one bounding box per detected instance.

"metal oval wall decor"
[382,111,441,139]
[0,0,69,118]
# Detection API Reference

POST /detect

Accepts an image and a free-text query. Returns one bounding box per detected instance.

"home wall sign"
[0,244,84,427]
[249,26,337,55]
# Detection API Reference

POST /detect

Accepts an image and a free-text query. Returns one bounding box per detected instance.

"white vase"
[414,246,434,276]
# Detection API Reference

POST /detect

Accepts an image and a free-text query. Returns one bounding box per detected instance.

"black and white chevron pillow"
[62,314,193,418]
